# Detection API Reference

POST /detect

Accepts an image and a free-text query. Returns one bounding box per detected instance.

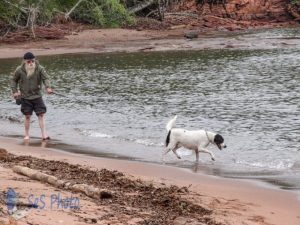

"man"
[10,52,53,140]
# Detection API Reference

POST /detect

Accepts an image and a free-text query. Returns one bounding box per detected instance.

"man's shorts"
[21,97,47,116]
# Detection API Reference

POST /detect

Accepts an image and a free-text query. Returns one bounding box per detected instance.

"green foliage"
[55,0,79,9]
[104,0,135,27]
[70,1,106,26]
[290,0,300,10]
[0,0,135,29]
[290,0,300,6]
[37,0,61,24]
[0,0,21,27]
[71,0,135,27]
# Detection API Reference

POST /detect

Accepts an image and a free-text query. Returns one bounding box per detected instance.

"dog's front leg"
[198,147,215,161]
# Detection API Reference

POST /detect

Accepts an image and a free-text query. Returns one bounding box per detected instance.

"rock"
[184,30,199,39]
[173,217,205,225]
[0,148,8,161]
[100,190,113,199]
[217,26,228,32]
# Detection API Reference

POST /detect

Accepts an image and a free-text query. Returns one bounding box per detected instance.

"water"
[0,28,299,190]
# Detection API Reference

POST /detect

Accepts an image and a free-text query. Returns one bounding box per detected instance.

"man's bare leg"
[38,113,48,139]
[24,115,31,140]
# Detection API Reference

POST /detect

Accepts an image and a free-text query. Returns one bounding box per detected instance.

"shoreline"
[2,133,299,192]
[1,136,300,225]
[0,27,299,60]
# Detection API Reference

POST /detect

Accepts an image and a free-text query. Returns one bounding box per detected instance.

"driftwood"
[129,0,156,14]
[12,166,112,199]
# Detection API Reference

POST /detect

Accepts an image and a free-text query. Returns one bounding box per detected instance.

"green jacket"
[10,61,51,100]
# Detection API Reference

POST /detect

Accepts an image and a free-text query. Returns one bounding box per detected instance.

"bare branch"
[2,0,27,13]
[65,0,85,19]
[165,12,199,18]
[129,0,156,14]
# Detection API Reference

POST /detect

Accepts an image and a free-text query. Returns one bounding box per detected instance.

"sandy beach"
[1,27,300,60]
[0,137,300,225]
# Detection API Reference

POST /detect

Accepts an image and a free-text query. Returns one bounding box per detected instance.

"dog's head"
[214,134,226,150]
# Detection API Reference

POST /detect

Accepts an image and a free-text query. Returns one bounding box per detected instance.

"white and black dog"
[163,115,226,162]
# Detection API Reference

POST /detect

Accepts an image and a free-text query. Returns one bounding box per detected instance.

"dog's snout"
[223,145,227,148]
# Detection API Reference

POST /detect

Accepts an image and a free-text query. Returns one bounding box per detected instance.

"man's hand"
[13,92,20,99]
[46,87,53,94]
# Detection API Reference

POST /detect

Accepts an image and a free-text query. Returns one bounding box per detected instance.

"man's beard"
[25,62,36,77]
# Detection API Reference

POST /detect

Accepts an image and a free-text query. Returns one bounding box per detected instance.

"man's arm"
[10,69,20,97]
[40,66,53,94]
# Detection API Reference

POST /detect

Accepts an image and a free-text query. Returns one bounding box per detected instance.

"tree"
[0,0,135,38]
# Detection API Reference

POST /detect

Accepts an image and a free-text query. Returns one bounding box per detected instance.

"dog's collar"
[205,130,211,143]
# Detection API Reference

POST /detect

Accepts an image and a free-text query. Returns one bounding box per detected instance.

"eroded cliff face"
[226,0,289,20]
[171,0,293,21]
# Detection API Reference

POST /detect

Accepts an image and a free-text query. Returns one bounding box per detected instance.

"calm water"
[0,28,299,190]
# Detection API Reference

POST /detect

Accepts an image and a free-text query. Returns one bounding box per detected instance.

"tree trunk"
[129,0,156,14]
[28,7,38,39]
[157,0,164,21]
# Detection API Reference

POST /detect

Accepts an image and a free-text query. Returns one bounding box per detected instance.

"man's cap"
[23,52,35,60]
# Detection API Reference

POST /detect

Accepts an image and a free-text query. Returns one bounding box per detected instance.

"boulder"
[184,30,199,39]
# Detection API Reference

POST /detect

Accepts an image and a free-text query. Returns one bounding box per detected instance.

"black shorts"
[21,97,47,116]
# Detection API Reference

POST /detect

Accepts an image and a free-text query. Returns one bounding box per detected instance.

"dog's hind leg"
[163,144,181,160]
[198,147,215,161]
[172,148,181,159]
[162,143,177,161]
[171,143,182,159]
[162,147,171,162]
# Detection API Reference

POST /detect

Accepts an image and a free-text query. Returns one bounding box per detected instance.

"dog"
[163,115,226,162]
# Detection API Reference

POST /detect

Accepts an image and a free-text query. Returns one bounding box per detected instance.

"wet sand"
[0,137,300,225]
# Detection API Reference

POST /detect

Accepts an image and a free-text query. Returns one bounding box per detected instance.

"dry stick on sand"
[12,166,112,199]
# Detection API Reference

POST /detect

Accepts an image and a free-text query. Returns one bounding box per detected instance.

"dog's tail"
[166,115,177,131]
[165,115,177,147]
